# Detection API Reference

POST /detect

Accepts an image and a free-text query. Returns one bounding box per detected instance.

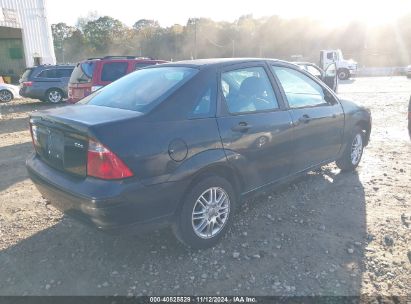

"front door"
[216,64,294,192]
[271,65,344,173]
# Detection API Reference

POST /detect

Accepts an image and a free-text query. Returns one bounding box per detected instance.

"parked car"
[406,65,411,78]
[67,56,167,103]
[26,58,372,249]
[294,62,338,92]
[0,83,21,103]
[19,65,75,103]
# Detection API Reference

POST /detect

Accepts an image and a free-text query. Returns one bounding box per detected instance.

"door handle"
[231,122,251,132]
[298,114,311,123]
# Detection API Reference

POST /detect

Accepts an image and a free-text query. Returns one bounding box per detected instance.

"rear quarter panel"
[338,99,372,155]
[91,118,225,186]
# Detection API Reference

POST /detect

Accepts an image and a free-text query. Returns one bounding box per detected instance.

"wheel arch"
[174,162,245,216]
[355,119,371,146]
[0,89,14,100]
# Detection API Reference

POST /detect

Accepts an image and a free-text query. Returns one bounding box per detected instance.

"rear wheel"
[45,89,63,103]
[336,126,364,171]
[338,69,350,80]
[0,89,13,103]
[173,175,236,249]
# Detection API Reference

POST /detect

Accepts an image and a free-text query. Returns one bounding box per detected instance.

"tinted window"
[101,62,128,82]
[327,52,334,60]
[221,67,279,114]
[191,86,216,118]
[56,69,73,78]
[80,67,198,113]
[70,61,96,83]
[37,69,57,78]
[134,62,155,70]
[272,66,327,108]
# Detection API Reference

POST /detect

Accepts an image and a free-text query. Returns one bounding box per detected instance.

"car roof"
[158,58,292,69]
[30,65,75,69]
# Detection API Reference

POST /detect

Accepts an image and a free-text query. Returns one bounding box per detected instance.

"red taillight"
[29,122,39,150]
[23,81,33,87]
[87,139,133,180]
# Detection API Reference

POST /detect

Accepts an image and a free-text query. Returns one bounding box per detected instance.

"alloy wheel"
[191,187,230,239]
[350,133,363,165]
[0,90,12,102]
[48,90,62,103]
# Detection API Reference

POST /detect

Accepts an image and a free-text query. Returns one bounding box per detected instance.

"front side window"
[80,67,198,113]
[272,66,328,108]
[101,62,129,82]
[221,67,279,114]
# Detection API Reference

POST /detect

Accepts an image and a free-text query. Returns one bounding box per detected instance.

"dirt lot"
[0,77,410,296]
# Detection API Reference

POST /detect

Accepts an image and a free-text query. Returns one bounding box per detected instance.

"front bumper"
[26,153,186,231]
[349,68,357,75]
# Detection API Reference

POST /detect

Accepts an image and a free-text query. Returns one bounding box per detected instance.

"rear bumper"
[20,87,43,99]
[26,153,187,231]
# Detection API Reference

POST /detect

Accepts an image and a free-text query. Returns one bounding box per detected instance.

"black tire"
[45,88,63,103]
[0,89,13,103]
[338,69,350,80]
[336,126,364,171]
[173,175,236,249]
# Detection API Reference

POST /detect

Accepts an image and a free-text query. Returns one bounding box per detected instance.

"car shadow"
[0,167,367,296]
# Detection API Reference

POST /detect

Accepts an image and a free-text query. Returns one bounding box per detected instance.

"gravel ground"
[0,77,410,296]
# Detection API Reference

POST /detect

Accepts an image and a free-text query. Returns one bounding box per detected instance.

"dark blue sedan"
[26,58,372,248]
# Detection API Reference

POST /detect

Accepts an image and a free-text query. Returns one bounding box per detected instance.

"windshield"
[79,66,198,113]
[69,61,96,84]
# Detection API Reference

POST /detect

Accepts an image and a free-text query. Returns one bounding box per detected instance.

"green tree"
[83,16,125,53]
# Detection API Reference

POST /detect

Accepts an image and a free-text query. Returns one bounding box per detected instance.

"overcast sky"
[46,0,411,27]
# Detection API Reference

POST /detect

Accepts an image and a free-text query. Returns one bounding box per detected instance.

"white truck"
[319,49,358,80]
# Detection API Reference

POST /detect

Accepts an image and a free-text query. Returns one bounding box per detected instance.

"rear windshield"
[79,67,197,113]
[69,61,96,83]
[20,68,33,82]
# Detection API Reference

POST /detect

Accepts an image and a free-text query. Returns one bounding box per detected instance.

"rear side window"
[101,62,128,82]
[80,67,198,113]
[56,69,73,78]
[37,69,57,78]
[69,62,96,84]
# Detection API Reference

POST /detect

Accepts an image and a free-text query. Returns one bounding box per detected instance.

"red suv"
[67,56,167,103]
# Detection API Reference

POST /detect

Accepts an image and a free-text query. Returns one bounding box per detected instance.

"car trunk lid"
[30,105,142,178]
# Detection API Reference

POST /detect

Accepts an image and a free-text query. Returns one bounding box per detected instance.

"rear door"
[271,64,344,173]
[216,63,294,192]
